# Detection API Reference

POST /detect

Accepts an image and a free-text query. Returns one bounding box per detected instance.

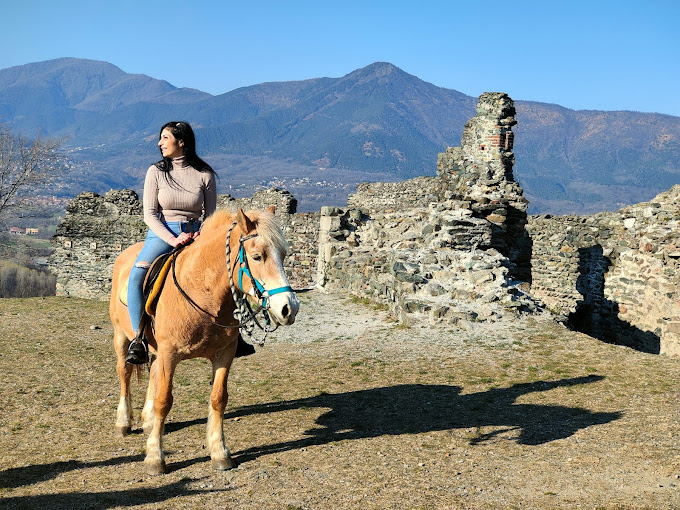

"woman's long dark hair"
[154,121,214,174]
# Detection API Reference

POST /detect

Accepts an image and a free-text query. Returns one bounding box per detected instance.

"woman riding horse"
[125,121,254,364]
[110,206,299,474]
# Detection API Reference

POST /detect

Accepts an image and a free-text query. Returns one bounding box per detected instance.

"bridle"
[170,219,294,346]
[226,221,293,343]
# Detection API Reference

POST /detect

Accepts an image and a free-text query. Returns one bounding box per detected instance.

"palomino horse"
[109,207,299,475]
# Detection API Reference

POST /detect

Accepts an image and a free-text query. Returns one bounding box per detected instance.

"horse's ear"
[267,205,276,215]
[236,208,256,234]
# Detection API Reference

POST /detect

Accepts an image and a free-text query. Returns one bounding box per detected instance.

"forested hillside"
[0,58,679,213]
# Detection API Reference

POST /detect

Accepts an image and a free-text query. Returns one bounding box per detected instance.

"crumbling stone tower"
[318,93,538,326]
[438,92,517,183]
[437,92,530,281]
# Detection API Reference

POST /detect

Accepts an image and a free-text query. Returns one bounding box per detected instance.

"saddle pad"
[119,280,129,306]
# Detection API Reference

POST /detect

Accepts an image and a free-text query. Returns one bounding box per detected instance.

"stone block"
[486,213,506,224]
[424,282,447,296]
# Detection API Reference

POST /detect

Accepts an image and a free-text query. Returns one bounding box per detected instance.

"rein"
[169,219,294,346]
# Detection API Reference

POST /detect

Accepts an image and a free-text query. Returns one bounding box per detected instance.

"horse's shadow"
[173,374,620,464]
[0,476,228,510]
[0,455,143,490]
[0,375,619,506]
[0,455,229,510]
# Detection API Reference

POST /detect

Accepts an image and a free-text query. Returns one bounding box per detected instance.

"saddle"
[119,250,176,317]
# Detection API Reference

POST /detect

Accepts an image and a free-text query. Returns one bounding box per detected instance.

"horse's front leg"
[207,347,237,470]
[114,328,134,437]
[144,353,176,475]
[141,357,157,435]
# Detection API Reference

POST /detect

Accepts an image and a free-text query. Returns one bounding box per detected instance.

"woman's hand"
[169,232,193,247]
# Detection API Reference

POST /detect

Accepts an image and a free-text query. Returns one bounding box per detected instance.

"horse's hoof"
[144,459,167,476]
[212,457,237,471]
[114,425,131,438]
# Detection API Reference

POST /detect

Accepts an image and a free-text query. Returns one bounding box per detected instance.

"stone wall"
[347,177,445,211]
[48,91,680,357]
[49,188,317,299]
[50,190,147,299]
[527,214,618,316]
[436,92,531,281]
[316,92,680,356]
[317,202,539,326]
[317,93,539,326]
[527,185,680,356]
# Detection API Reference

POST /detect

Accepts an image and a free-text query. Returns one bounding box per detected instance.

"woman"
[125,121,254,364]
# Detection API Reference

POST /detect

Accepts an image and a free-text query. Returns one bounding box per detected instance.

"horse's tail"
[134,353,155,383]
[134,364,144,383]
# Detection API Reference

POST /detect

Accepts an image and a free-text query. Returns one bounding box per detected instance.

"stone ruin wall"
[317,92,680,356]
[50,188,318,300]
[317,93,537,326]
[48,92,680,357]
[316,201,538,326]
[50,189,147,300]
[528,187,680,356]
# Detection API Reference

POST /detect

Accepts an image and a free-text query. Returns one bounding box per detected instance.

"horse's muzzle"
[270,292,300,326]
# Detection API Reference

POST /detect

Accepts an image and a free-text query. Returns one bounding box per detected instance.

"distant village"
[8,227,39,236]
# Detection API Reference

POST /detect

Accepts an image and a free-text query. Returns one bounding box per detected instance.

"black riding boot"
[235,334,255,357]
[125,338,149,365]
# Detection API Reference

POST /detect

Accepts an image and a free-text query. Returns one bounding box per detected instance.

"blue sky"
[3,0,679,115]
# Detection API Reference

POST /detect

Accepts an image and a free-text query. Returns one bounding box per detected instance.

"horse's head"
[234,207,299,326]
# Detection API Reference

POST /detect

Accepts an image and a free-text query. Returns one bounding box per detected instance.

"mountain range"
[1,57,679,213]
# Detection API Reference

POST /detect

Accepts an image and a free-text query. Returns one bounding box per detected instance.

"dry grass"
[0,292,679,509]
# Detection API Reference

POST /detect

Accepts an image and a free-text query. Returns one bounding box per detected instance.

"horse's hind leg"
[144,352,176,475]
[207,349,237,470]
[114,326,134,437]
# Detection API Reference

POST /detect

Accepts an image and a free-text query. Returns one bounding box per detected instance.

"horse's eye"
[251,253,263,262]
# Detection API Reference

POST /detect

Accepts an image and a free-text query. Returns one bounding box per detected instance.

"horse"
[109,207,299,475]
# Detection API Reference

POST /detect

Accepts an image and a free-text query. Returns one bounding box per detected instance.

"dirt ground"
[0,291,679,509]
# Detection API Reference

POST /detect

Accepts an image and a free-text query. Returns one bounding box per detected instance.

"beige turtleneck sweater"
[143,156,217,244]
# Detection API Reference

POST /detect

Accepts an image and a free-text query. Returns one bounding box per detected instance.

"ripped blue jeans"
[127,220,199,332]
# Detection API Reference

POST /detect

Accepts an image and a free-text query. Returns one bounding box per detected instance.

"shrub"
[0,260,56,297]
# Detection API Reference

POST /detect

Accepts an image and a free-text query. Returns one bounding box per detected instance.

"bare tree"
[0,124,65,215]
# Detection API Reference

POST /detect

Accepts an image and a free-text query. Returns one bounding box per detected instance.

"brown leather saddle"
[119,250,175,317]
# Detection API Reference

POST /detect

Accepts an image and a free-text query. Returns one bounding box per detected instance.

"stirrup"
[125,338,149,365]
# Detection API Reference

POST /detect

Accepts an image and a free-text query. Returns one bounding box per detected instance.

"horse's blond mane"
[202,208,234,230]
[203,208,289,256]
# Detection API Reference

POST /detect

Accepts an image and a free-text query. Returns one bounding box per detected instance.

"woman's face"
[158,128,184,159]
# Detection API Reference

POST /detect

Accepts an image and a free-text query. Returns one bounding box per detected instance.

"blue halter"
[236,233,293,313]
